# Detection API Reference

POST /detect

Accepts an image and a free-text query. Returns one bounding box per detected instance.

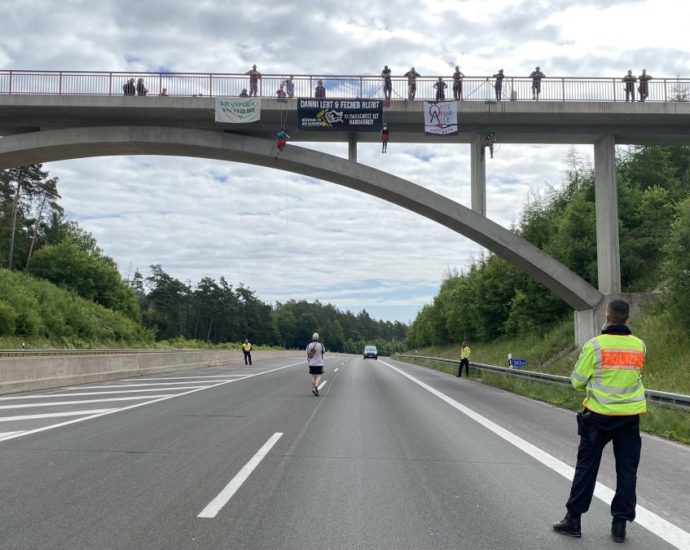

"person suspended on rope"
[276,128,290,154]
[485,131,496,159]
[381,122,390,153]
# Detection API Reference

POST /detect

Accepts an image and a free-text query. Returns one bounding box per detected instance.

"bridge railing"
[1,70,689,103]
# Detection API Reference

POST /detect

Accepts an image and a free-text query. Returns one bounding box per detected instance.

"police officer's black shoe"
[553,512,581,538]
[611,518,626,543]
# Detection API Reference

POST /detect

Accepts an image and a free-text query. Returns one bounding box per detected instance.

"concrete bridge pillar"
[594,135,621,295]
[470,134,486,216]
[348,133,357,162]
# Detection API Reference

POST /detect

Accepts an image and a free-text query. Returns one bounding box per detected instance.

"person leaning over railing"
[638,69,652,101]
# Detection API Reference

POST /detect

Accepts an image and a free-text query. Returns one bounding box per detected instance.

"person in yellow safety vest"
[242,338,252,366]
[553,299,646,544]
[457,341,471,377]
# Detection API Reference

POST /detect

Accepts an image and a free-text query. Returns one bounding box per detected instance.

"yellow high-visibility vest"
[571,332,646,415]
[242,342,252,352]
[459,346,471,360]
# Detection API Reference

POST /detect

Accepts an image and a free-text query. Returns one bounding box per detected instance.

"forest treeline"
[407,146,690,348]
[0,164,407,352]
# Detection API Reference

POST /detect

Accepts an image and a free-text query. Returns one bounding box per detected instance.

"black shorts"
[309,365,323,375]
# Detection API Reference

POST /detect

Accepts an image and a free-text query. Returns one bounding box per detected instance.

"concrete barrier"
[0,350,298,395]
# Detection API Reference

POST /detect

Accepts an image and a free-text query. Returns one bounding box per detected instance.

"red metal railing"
[1,70,688,103]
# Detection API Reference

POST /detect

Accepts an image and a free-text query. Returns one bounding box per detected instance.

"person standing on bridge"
[247,65,261,97]
[381,65,392,100]
[136,78,148,96]
[529,66,545,100]
[622,70,637,102]
[404,67,420,100]
[457,341,471,377]
[307,332,325,396]
[638,69,652,102]
[242,338,253,366]
[493,69,504,101]
[283,75,295,98]
[314,80,326,98]
[123,78,136,96]
[453,66,465,100]
[434,77,447,100]
[553,299,646,544]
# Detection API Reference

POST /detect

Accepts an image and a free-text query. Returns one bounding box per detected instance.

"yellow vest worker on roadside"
[457,342,471,377]
[242,339,252,366]
[553,299,646,543]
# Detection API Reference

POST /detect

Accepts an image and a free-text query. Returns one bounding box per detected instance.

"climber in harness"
[381,122,390,153]
[485,131,496,159]
[275,128,290,157]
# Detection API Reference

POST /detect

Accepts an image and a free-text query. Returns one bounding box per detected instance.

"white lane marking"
[380,360,690,550]
[121,375,246,381]
[0,388,205,400]
[317,380,327,390]
[0,409,116,422]
[0,431,25,440]
[0,395,173,410]
[334,368,339,373]
[64,381,225,389]
[198,432,283,519]
[0,361,305,444]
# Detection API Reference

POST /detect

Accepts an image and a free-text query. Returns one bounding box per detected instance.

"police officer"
[457,341,471,377]
[553,299,646,543]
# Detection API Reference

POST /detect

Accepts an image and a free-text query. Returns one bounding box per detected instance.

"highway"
[0,355,688,549]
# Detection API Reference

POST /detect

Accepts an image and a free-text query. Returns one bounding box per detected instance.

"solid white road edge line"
[0,361,305,444]
[380,360,690,550]
[198,432,283,519]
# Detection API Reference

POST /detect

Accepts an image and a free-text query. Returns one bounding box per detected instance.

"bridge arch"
[0,125,603,311]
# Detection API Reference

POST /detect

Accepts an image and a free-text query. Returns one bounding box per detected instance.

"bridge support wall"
[594,135,621,295]
[348,133,357,162]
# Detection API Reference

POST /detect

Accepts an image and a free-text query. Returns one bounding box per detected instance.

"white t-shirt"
[306,342,325,367]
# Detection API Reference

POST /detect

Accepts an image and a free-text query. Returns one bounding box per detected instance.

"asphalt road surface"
[1,354,688,549]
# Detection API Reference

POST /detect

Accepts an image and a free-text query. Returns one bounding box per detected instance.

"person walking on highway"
[553,299,646,544]
[622,69,637,102]
[306,332,325,396]
[242,338,253,366]
[457,341,471,377]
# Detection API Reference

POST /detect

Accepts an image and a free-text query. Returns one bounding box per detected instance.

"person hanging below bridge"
[275,128,290,157]
[381,122,390,153]
[485,131,496,158]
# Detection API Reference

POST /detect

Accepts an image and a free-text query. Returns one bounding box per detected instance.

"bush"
[0,301,17,335]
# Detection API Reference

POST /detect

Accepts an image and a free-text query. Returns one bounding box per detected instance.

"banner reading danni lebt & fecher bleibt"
[298,99,383,131]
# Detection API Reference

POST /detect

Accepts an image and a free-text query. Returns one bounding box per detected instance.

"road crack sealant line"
[0,360,306,445]
[380,359,690,550]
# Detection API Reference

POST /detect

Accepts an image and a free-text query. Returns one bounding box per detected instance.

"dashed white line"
[198,432,283,519]
[380,360,690,550]
[334,368,339,373]
[317,380,327,390]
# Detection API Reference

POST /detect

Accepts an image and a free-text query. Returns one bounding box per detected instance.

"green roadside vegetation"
[395,304,690,445]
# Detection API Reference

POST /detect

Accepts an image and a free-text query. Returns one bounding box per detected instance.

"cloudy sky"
[2,0,689,323]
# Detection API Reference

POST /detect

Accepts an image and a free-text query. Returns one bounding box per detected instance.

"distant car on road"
[363,345,378,360]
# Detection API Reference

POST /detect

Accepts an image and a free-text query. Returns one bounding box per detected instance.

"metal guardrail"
[1,70,689,103]
[399,354,690,410]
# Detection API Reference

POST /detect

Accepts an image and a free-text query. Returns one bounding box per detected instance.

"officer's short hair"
[607,299,630,324]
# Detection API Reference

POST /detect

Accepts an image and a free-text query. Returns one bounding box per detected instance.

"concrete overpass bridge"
[1,72,690,342]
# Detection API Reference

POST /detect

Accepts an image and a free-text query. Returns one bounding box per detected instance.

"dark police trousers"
[567,411,641,521]
[457,358,469,377]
